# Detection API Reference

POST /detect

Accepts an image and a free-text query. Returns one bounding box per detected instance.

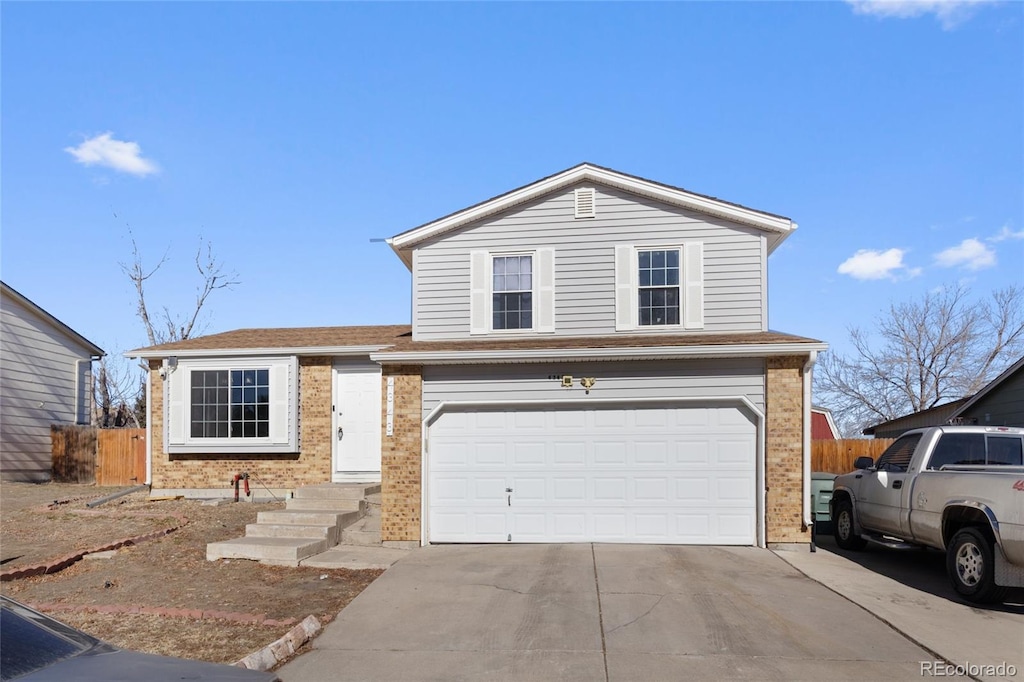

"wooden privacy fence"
[51,426,146,485]
[812,438,896,475]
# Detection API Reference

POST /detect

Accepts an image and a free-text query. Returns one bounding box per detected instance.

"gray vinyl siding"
[1,292,95,481]
[960,370,1024,427]
[413,183,766,340]
[422,358,766,420]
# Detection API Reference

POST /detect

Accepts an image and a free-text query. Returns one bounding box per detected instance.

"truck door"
[857,433,921,536]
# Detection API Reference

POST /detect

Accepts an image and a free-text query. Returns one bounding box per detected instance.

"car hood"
[16,645,278,682]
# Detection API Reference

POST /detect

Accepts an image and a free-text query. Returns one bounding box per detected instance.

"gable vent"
[574,188,596,219]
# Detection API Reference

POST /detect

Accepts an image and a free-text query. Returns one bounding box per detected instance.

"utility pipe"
[802,350,818,536]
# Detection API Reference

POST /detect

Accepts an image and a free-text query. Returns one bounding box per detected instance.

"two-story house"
[130,163,826,548]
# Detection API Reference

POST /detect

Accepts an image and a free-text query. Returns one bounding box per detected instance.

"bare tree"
[815,284,1024,437]
[93,221,239,426]
[121,225,239,345]
[93,355,143,428]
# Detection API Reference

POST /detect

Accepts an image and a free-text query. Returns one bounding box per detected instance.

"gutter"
[372,342,830,365]
[802,350,818,532]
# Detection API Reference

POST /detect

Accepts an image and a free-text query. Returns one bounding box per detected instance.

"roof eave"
[126,344,396,360]
[948,356,1024,420]
[370,341,828,365]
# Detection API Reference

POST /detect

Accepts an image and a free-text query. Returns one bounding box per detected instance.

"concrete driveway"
[278,543,969,681]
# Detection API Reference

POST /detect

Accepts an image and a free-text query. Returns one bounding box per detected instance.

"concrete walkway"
[777,540,1023,682]
[278,544,970,681]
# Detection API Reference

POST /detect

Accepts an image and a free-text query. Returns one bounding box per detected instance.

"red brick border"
[23,601,297,628]
[0,511,189,582]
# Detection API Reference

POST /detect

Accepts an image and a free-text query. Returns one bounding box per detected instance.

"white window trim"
[165,355,299,455]
[615,243,704,332]
[470,249,555,336]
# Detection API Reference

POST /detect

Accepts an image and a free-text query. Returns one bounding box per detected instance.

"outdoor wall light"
[561,375,573,388]
[581,377,596,394]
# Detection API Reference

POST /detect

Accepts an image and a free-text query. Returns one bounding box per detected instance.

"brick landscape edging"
[0,510,189,582]
[23,601,297,628]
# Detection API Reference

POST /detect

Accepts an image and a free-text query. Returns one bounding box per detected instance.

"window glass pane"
[987,436,1023,466]
[637,250,681,326]
[929,434,986,468]
[257,370,269,385]
[257,423,269,438]
[876,434,922,472]
[493,258,506,275]
[243,422,256,438]
[520,257,531,275]
[231,370,242,386]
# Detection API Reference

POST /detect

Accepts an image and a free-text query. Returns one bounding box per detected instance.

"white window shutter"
[167,368,186,445]
[268,362,291,444]
[470,250,489,335]
[683,242,705,330]
[615,245,635,331]
[536,248,555,333]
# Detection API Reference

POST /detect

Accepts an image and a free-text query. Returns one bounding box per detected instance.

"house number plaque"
[386,377,395,437]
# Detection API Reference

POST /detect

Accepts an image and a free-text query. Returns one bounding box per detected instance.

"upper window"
[190,369,269,439]
[470,249,553,335]
[638,249,680,326]
[492,255,533,330]
[615,243,703,332]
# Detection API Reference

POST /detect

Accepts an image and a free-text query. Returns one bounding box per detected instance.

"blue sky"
[2,1,1021,365]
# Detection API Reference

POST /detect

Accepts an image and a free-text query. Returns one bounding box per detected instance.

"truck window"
[986,436,1023,466]
[928,433,986,469]
[875,433,921,472]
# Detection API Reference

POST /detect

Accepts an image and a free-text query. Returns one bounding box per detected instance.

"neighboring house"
[1,282,104,482]
[129,163,827,548]
[948,356,1024,427]
[811,406,839,439]
[862,399,971,439]
[862,356,1024,438]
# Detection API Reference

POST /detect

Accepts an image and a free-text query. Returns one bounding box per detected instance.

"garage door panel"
[428,404,756,545]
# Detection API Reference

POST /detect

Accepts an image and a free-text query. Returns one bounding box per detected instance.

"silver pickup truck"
[830,425,1024,603]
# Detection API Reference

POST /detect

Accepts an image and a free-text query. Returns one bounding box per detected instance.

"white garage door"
[427,403,757,545]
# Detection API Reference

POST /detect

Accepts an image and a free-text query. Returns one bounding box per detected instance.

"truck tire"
[834,499,867,550]
[947,527,1007,604]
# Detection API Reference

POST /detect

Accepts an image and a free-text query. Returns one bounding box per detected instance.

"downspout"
[802,351,818,532]
[145,363,153,485]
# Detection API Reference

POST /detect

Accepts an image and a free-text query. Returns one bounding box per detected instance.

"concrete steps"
[207,482,380,567]
[341,492,382,546]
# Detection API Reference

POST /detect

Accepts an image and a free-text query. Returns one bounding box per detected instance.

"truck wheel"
[947,528,1007,604]
[833,499,866,550]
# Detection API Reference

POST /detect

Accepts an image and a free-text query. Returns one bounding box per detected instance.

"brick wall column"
[765,355,810,545]
[380,364,423,544]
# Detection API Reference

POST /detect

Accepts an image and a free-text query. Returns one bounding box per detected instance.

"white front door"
[332,362,382,481]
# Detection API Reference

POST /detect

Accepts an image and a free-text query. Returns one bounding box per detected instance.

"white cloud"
[934,238,996,270]
[837,248,920,281]
[64,132,159,176]
[988,225,1024,242]
[846,0,995,30]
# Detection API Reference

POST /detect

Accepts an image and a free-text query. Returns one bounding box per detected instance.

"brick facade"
[379,365,423,543]
[765,355,810,545]
[147,357,333,492]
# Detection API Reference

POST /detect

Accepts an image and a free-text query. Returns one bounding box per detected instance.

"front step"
[207,537,328,566]
[208,482,380,566]
[293,483,381,500]
[246,523,339,543]
[286,497,365,513]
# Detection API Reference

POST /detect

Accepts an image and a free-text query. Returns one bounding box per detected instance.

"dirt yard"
[0,482,383,665]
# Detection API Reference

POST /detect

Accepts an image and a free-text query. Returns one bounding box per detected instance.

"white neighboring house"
[1,282,104,482]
